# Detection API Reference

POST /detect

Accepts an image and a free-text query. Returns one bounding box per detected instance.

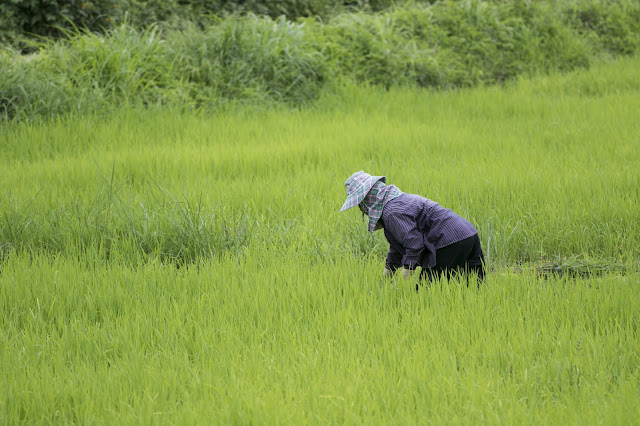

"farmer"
[340,171,484,287]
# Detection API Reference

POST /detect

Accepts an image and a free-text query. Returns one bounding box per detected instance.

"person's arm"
[384,226,403,272]
[383,212,424,277]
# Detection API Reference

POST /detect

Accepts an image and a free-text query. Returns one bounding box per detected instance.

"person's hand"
[402,267,415,281]
[380,267,396,288]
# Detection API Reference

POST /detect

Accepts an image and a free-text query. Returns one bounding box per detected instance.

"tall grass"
[2,0,640,121]
[1,52,639,425]
[164,16,325,106]
[1,57,639,268]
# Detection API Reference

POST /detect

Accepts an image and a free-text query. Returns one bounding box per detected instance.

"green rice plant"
[1,57,639,269]
[0,158,255,268]
[0,253,638,423]
[1,36,640,426]
[135,183,252,266]
[0,193,42,259]
[337,215,388,259]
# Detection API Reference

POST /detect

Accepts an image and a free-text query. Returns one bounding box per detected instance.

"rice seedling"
[1,56,639,424]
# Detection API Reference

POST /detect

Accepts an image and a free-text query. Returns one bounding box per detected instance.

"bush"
[565,0,640,55]
[0,0,121,43]
[0,24,181,121]
[0,16,326,120]
[53,24,178,106]
[0,52,74,121]
[0,0,404,47]
[2,1,640,121]
[322,1,592,89]
[165,15,326,105]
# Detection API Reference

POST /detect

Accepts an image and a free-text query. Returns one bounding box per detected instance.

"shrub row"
[0,0,403,45]
[1,0,640,121]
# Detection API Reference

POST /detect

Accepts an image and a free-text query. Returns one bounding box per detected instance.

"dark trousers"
[419,234,485,287]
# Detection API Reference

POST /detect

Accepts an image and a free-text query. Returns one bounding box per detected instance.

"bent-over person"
[340,171,484,288]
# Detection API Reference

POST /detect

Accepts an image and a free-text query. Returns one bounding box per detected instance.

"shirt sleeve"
[384,227,404,271]
[383,212,424,270]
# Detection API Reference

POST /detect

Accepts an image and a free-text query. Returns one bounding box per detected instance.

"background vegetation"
[2,0,640,121]
[0,0,411,42]
[4,0,412,43]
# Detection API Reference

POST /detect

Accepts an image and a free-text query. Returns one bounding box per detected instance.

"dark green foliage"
[0,0,395,46]
[0,0,121,42]
[564,0,640,55]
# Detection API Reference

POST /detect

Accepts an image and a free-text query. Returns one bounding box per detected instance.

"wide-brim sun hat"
[339,171,386,212]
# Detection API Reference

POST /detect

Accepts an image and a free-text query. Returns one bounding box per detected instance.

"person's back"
[382,193,478,270]
[385,194,477,249]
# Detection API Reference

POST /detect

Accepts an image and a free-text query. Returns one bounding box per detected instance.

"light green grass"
[1,254,638,424]
[1,57,639,424]
[2,56,639,265]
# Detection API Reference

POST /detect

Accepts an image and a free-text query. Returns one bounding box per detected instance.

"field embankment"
[2,0,640,121]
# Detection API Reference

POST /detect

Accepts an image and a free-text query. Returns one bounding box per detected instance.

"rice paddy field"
[1,56,639,424]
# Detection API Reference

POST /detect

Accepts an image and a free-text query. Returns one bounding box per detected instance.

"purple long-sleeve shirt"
[380,193,478,270]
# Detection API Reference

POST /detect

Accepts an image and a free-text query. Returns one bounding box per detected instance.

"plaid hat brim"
[339,171,386,212]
